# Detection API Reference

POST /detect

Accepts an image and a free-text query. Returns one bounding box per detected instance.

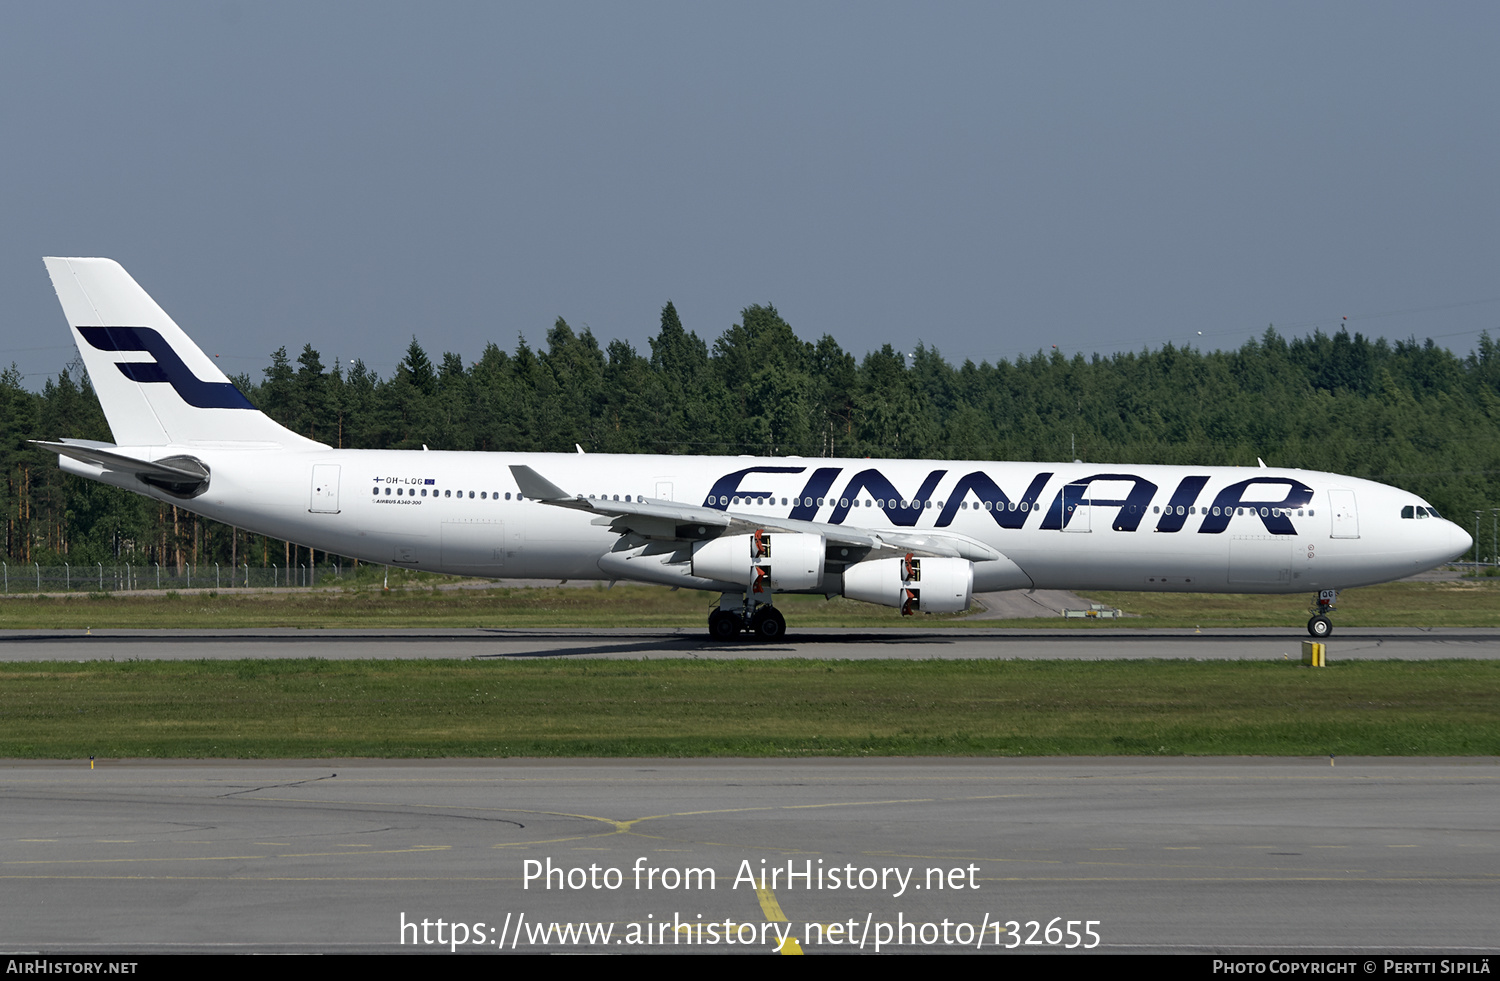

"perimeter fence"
[0,562,356,593]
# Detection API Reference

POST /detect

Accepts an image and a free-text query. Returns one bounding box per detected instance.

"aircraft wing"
[510,464,1000,562]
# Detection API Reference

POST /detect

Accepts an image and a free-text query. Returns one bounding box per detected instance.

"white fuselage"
[67,447,1472,595]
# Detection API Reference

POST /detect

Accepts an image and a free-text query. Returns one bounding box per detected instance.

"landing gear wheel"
[1307,615,1332,639]
[708,610,743,641]
[749,606,786,642]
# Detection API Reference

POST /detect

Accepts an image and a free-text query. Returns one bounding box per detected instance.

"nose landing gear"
[1307,589,1336,638]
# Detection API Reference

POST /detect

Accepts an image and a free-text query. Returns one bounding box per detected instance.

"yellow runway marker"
[756,877,803,955]
[755,878,788,921]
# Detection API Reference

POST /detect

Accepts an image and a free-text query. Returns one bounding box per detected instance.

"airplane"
[32,257,1474,641]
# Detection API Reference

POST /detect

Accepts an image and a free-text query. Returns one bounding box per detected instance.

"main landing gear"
[707,592,787,642]
[1307,589,1337,638]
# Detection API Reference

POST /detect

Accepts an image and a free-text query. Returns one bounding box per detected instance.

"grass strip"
[0,578,1496,630]
[1077,579,1500,628]
[2,658,1496,759]
[0,584,919,629]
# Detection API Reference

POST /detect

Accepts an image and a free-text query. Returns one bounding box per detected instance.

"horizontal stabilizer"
[31,439,210,496]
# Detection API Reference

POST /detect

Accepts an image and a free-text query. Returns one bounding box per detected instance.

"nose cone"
[1446,521,1474,563]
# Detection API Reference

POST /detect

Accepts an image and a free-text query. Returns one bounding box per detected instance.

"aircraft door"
[1061,482,1090,533]
[655,481,674,502]
[310,464,340,513]
[1328,490,1359,539]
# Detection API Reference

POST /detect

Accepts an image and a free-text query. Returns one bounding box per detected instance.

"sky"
[1,2,1495,387]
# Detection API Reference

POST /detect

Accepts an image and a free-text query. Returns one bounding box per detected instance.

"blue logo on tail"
[78,326,255,410]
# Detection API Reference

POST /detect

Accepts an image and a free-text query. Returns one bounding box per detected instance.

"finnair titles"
[34,258,1471,640]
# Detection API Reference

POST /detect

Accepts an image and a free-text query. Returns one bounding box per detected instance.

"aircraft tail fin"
[43,257,322,447]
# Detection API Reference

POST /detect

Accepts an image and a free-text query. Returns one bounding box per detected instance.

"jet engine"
[691,531,826,592]
[842,554,973,615]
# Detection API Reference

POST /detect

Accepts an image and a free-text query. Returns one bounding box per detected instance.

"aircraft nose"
[1447,521,1474,563]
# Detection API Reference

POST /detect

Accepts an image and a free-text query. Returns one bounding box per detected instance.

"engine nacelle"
[691,532,826,592]
[842,555,974,614]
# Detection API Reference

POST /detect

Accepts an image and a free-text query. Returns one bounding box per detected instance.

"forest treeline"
[4,301,1499,569]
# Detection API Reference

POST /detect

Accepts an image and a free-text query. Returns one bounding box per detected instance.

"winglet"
[509,465,572,501]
